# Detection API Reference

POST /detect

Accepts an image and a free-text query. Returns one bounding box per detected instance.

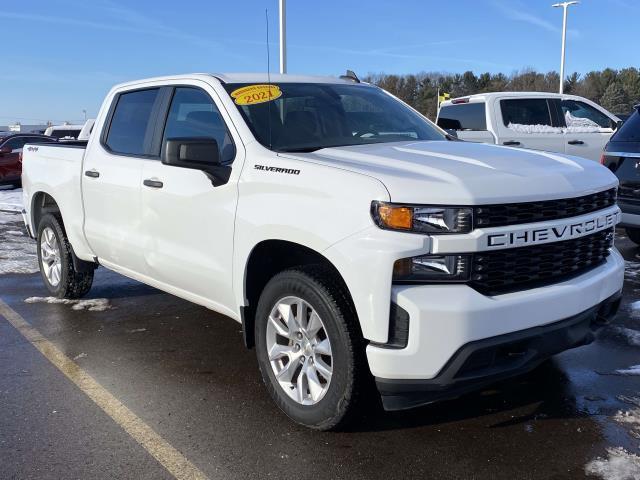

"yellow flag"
[438,92,451,104]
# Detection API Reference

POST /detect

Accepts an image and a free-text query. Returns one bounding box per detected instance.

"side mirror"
[162,138,231,187]
[444,129,459,139]
[615,119,624,130]
[0,146,12,156]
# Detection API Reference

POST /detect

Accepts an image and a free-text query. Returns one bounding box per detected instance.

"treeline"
[365,68,640,120]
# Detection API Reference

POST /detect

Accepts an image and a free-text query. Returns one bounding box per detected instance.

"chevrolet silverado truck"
[21,73,624,430]
[436,92,621,162]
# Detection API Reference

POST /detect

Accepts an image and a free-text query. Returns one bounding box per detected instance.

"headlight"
[393,254,471,282]
[371,201,472,234]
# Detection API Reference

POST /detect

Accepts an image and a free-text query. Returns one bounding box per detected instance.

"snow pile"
[0,211,38,274]
[625,261,640,284]
[615,365,640,376]
[565,111,602,133]
[508,123,563,134]
[24,297,111,312]
[507,113,603,135]
[612,326,640,347]
[0,186,23,212]
[586,447,640,480]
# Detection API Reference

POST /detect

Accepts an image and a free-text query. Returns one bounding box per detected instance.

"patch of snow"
[611,326,640,347]
[625,261,640,284]
[0,211,38,274]
[24,297,111,312]
[0,187,23,212]
[615,409,640,428]
[615,365,640,376]
[73,352,87,360]
[586,447,640,480]
[128,328,147,333]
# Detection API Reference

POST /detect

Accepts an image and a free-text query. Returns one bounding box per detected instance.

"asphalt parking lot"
[1,209,639,480]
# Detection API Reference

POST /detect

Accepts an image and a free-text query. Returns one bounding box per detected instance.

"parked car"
[601,105,640,245]
[43,124,83,141]
[22,74,623,430]
[437,92,621,162]
[0,133,56,187]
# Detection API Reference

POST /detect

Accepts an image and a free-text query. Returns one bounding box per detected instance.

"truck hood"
[279,140,618,204]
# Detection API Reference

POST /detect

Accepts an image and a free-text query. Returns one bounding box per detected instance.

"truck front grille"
[474,188,617,228]
[470,228,614,296]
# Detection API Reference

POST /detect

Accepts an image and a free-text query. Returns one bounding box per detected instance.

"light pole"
[552,1,579,94]
[82,109,87,122]
[279,0,287,74]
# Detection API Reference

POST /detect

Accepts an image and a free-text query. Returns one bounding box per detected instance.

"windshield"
[224,83,445,152]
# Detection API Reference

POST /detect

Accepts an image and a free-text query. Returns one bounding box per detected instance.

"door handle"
[568,140,585,145]
[84,170,100,178]
[143,179,163,189]
[503,141,521,146]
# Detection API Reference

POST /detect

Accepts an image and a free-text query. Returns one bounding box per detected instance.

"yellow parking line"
[0,299,212,480]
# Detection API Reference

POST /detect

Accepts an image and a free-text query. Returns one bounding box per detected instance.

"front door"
[140,85,241,314]
[562,98,615,162]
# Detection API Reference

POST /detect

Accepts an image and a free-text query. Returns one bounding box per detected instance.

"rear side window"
[162,87,236,164]
[105,88,160,156]
[501,99,552,127]
[437,103,486,131]
[612,110,640,142]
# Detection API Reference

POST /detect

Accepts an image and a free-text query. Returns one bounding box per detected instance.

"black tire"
[626,227,640,246]
[36,213,94,299]
[255,265,369,431]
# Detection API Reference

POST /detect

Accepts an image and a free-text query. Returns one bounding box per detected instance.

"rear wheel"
[37,213,94,298]
[626,227,640,246]
[255,265,368,430]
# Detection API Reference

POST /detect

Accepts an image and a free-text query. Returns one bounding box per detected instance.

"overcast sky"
[0,0,637,123]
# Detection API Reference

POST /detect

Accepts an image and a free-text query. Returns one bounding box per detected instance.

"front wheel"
[37,213,94,298]
[255,265,369,430]
[626,227,640,246]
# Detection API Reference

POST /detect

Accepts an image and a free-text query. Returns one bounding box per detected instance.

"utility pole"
[279,0,287,74]
[552,1,579,94]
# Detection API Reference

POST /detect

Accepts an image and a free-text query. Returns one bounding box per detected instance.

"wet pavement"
[0,209,639,480]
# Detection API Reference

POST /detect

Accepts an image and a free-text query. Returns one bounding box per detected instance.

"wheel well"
[32,192,60,232]
[242,240,354,349]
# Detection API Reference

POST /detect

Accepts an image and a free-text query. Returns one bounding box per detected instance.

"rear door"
[562,98,616,161]
[82,87,166,274]
[436,102,495,143]
[139,83,241,313]
[493,97,566,154]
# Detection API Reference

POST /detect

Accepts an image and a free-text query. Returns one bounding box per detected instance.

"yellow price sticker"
[231,84,282,106]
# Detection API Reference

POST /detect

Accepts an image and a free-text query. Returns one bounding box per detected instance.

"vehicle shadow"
[348,361,579,433]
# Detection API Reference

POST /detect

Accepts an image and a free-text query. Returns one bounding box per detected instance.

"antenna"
[266,8,273,149]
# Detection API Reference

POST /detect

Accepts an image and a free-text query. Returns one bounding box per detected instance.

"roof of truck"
[112,73,362,91]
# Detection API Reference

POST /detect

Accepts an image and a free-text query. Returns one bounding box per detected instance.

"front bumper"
[376,290,621,411]
[366,249,624,410]
[619,200,640,228]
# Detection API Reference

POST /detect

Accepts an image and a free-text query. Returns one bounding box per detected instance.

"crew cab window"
[501,99,552,127]
[437,103,487,131]
[612,110,640,142]
[162,87,235,164]
[562,99,611,129]
[105,88,160,156]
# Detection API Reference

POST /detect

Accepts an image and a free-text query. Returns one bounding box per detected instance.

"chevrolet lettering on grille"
[486,210,620,248]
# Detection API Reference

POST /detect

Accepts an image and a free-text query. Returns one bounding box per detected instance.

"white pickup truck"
[22,73,624,430]
[436,92,621,162]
